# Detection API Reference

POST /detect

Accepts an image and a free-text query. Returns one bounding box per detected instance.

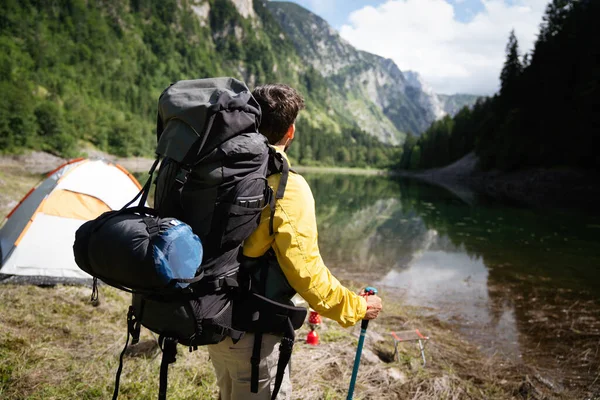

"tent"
[0,158,142,284]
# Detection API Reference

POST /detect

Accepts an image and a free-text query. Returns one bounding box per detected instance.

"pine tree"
[499,30,522,99]
[537,0,573,45]
[522,52,530,68]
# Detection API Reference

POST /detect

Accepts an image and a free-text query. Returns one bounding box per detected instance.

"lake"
[304,172,600,391]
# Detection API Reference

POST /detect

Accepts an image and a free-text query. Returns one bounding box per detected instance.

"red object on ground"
[306,329,319,345]
[308,310,321,325]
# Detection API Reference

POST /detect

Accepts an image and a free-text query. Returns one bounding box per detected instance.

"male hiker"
[207,83,384,399]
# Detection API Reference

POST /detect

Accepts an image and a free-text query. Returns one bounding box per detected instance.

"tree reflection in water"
[305,173,600,391]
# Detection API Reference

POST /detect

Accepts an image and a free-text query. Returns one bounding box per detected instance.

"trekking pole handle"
[360,286,378,329]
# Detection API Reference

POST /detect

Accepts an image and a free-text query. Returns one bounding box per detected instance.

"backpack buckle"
[175,166,192,186]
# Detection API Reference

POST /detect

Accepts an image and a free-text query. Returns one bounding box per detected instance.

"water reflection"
[304,173,600,389]
[306,175,431,276]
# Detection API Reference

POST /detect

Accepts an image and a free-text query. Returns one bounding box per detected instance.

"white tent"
[0,159,142,283]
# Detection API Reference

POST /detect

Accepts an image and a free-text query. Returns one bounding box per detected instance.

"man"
[208,84,383,399]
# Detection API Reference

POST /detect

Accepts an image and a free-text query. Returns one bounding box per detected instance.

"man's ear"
[287,123,295,141]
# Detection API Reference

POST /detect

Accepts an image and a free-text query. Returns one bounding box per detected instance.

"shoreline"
[394,153,600,212]
[2,150,599,213]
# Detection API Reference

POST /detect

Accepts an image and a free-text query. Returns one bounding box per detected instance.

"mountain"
[437,93,482,116]
[0,0,476,167]
[403,71,481,118]
[402,71,447,120]
[266,1,435,141]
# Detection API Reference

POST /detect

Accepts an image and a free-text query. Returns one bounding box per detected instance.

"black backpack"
[75,78,306,400]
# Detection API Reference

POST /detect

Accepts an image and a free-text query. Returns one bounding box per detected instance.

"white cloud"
[339,0,547,95]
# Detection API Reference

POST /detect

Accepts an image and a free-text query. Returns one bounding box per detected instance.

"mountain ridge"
[265,1,478,138]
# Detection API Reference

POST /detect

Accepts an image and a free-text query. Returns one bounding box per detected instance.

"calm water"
[304,173,600,390]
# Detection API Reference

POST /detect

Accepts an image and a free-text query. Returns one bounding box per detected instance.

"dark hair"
[252,84,305,144]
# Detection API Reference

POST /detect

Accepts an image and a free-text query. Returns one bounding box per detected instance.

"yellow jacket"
[243,151,367,327]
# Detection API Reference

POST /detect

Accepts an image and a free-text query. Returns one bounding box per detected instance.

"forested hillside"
[0,0,408,167]
[0,0,460,167]
[399,0,599,172]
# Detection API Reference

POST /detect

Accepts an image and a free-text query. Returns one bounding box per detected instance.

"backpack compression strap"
[166,116,218,190]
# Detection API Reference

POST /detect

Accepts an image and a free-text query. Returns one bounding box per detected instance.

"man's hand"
[362,293,383,320]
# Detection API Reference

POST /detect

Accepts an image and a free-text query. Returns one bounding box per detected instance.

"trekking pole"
[347,286,378,400]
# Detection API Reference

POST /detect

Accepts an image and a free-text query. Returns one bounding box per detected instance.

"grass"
[0,285,217,400]
[294,165,392,176]
[0,165,44,219]
[0,284,577,400]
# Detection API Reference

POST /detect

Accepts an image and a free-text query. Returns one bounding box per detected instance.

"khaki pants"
[208,333,291,400]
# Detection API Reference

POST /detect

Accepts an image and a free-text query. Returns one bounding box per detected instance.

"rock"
[125,339,159,358]
[386,367,407,384]
[367,329,385,342]
[16,151,65,174]
[360,348,381,365]
[433,376,451,392]
[410,357,424,370]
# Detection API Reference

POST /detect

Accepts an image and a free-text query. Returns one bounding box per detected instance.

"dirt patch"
[0,151,156,218]
[81,147,155,172]
[0,151,66,174]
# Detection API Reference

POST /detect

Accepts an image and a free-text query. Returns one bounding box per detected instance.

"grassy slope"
[0,285,216,399]
[0,164,46,218]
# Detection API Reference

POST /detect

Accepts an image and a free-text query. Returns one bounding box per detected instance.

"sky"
[272,0,549,95]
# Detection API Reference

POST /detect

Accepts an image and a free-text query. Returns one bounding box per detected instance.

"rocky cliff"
[266,1,434,142]
[264,2,478,140]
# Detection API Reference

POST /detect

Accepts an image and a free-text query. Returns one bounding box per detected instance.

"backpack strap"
[250,255,270,393]
[272,319,296,400]
[158,336,178,400]
[250,331,263,394]
[249,321,296,400]
[189,274,238,294]
[267,151,290,236]
[121,156,160,211]
[142,216,160,239]
[168,115,218,191]
[112,306,142,400]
